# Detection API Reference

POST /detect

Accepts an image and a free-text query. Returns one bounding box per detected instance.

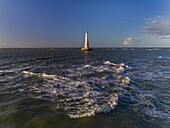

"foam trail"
[12,61,130,118]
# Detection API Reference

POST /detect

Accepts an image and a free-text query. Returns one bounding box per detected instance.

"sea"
[0,48,170,128]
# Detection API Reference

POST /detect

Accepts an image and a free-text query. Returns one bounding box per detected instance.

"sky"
[0,0,170,48]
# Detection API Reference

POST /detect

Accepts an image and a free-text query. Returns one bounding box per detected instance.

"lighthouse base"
[81,47,93,51]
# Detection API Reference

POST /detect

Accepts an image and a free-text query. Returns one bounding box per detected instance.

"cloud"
[143,16,170,37]
[122,37,141,45]
[145,16,160,25]
[0,42,10,48]
[0,42,6,47]
[159,36,170,39]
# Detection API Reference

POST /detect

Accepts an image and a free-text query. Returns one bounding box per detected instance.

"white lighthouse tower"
[81,32,93,51]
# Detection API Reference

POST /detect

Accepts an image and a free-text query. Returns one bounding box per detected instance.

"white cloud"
[0,42,6,47]
[122,37,140,45]
[143,16,170,37]
[145,16,160,25]
[160,36,170,39]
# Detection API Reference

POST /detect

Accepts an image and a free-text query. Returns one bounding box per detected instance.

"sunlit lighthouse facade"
[81,32,93,51]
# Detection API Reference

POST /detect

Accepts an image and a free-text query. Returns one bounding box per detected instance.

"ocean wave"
[0,70,14,73]
[104,61,129,68]
[131,90,170,122]
[123,77,170,122]
[10,61,130,118]
[146,48,161,51]
[0,66,31,74]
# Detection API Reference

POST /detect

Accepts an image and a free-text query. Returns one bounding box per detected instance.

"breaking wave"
[10,61,130,118]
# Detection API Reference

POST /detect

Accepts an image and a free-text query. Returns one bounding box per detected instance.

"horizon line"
[1,46,170,49]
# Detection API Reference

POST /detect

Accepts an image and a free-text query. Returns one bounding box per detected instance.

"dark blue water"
[0,48,169,128]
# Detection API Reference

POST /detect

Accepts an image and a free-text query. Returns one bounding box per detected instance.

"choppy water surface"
[0,48,170,128]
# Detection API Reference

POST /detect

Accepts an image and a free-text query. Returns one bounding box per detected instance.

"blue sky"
[0,0,170,48]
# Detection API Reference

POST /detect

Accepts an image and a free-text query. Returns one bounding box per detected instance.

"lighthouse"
[81,32,93,51]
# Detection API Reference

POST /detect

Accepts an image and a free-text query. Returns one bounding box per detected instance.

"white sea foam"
[17,61,130,118]
[0,66,31,74]
[146,48,161,51]
[104,61,116,66]
[120,76,130,85]
[104,61,129,68]
[0,70,13,73]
